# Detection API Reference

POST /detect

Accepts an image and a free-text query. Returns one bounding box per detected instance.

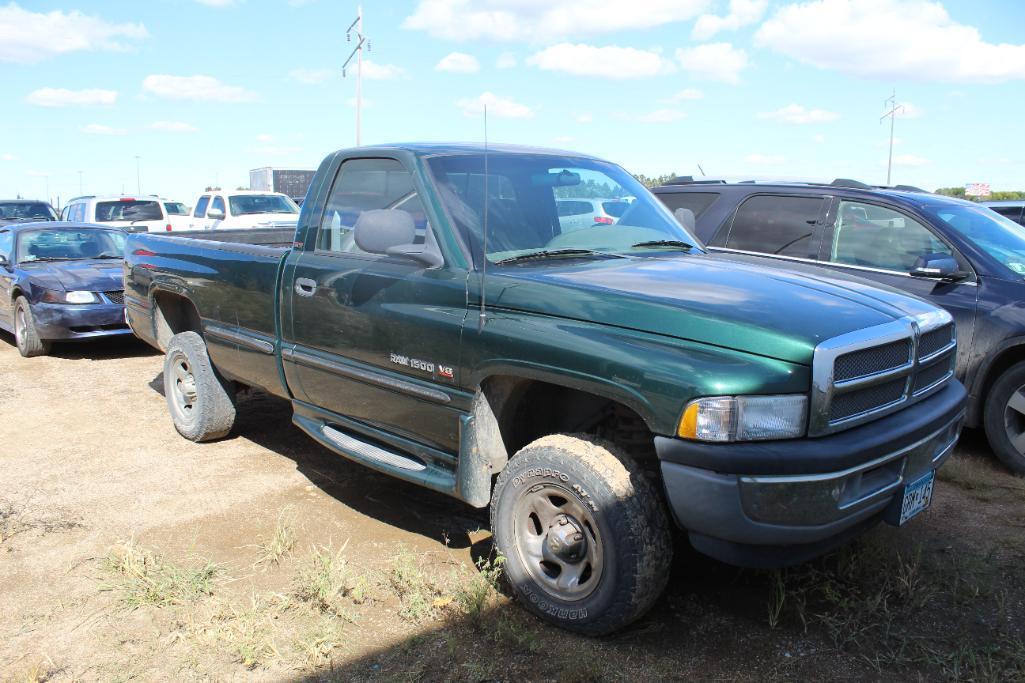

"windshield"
[228,194,298,216]
[96,200,162,222]
[17,228,126,263]
[164,201,188,216]
[426,153,702,265]
[925,203,1025,277]
[0,202,56,221]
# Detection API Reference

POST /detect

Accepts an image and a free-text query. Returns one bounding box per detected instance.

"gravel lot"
[1,333,1024,681]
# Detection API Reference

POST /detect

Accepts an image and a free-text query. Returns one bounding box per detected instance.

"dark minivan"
[654,180,1025,474]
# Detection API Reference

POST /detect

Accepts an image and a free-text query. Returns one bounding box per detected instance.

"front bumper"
[31,302,132,341]
[657,380,966,568]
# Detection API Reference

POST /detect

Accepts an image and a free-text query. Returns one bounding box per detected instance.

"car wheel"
[490,434,672,635]
[984,360,1025,475]
[13,296,51,357]
[163,331,236,442]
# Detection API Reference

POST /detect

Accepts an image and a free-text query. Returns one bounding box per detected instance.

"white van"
[189,190,299,230]
[62,195,192,232]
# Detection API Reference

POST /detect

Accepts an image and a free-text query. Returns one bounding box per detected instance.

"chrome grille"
[810,312,956,436]
[104,290,125,305]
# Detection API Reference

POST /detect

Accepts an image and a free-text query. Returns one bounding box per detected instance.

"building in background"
[249,167,317,204]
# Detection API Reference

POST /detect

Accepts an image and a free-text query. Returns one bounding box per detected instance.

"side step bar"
[321,425,426,472]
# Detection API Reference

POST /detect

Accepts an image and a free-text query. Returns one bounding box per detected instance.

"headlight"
[678,395,807,442]
[40,289,100,304]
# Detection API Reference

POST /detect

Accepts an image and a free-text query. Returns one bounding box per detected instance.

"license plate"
[899,471,935,525]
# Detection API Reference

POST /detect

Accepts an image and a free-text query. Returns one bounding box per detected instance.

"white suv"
[189,190,299,230]
[62,195,192,232]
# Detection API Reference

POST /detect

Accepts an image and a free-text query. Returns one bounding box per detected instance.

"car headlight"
[40,289,100,304]
[678,395,807,442]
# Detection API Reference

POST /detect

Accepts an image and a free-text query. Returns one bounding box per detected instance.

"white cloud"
[676,43,747,83]
[290,67,334,85]
[0,3,147,64]
[745,153,785,165]
[553,135,575,144]
[436,52,479,73]
[26,88,117,107]
[665,88,704,102]
[497,52,517,69]
[692,0,767,40]
[194,0,236,6]
[896,102,924,118]
[149,121,198,132]
[142,74,257,102]
[813,133,826,143]
[403,0,708,41]
[2,153,16,161]
[360,60,407,80]
[575,113,594,123]
[638,109,687,123]
[256,133,274,142]
[893,154,929,167]
[80,123,125,136]
[456,92,534,119]
[755,0,1025,82]
[758,104,839,124]
[528,43,674,78]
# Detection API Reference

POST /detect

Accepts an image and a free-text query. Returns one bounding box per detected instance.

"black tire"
[14,296,50,357]
[163,331,236,442]
[983,360,1025,475]
[490,434,672,636]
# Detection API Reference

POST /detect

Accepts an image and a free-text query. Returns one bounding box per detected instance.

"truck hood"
[22,259,124,293]
[485,253,937,365]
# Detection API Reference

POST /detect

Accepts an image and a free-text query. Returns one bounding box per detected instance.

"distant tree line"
[633,173,680,188]
[935,187,1025,201]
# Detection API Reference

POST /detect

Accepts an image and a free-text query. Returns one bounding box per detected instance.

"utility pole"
[343,5,370,146]
[881,91,904,186]
[135,156,142,194]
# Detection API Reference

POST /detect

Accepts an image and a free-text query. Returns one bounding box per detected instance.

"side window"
[0,231,12,260]
[210,196,225,216]
[317,158,427,254]
[194,196,210,218]
[557,200,593,217]
[725,195,824,257]
[826,200,952,272]
[991,206,1024,224]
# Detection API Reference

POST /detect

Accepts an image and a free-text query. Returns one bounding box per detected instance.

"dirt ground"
[1,333,1024,682]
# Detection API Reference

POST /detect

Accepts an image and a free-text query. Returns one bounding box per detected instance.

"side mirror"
[0,254,9,269]
[910,253,963,281]
[207,208,226,221]
[354,209,443,268]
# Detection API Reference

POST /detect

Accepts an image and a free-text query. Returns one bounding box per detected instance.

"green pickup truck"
[124,143,967,635]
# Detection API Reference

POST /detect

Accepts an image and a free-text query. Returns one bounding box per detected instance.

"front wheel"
[14,297,50,357]
[163,331,236,442]
[491,434,672,635]
[984,360,1025,475]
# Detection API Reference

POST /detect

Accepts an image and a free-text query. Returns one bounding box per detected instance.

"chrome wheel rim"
[512,483,604,602]
[1004,386,1025,454]
[169,351,198,420]
[14,306,26,351]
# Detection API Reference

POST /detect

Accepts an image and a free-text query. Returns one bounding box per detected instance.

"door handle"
[294,278,317,297]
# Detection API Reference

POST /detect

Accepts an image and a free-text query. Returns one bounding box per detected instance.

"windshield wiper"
[494,248,622,265]
[629,240,694,251]
[89,254,122,259]
[24,256,77,262]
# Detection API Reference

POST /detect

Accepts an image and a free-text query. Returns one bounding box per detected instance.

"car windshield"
[95,200,162,222]
[925,203,1025,277]
[0,202,55,221]
[17,228,126,263]
[228,194,298,216]
[426,153,702,265]
[164,201,188,216]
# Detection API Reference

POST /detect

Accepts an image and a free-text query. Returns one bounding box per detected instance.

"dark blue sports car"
[0,222,131,357]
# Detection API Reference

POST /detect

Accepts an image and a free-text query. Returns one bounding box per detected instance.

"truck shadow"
[147,374,487,551]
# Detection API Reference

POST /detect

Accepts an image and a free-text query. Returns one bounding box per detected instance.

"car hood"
[22,259,124,293]
[485,252,938,365]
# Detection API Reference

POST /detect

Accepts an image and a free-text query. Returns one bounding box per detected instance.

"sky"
[2,0,1025,207]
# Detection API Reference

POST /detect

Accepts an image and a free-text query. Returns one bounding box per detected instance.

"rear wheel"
[491,434,672,635]
[13,297,50,357]
[983,361,1025,474]
[164,331,236,442]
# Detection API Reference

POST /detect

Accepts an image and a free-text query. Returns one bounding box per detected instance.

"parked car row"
[1,143,1020,638]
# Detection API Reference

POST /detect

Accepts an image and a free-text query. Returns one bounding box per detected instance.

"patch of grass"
[255,506,297,567]
[388,548,444,623]
[293,542,367,616]
[454,554,505,620]
[0,497,81,546]
[294,616,346,667]
[195,594,286,670]
[100,541,219,609]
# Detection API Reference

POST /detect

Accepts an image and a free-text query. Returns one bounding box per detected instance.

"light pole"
[881,91,904,186]
[135,156,141,194]
[343,6,370,146]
